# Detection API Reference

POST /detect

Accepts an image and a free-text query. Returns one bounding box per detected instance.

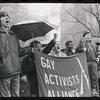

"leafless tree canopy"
[61,4,100,35]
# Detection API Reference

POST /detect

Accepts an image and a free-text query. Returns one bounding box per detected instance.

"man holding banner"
[77,31,99,97]
[21,33,58,97]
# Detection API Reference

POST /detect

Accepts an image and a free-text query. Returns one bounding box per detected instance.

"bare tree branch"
[62,7,92,32]
[64,20,78,23]
[80,4,100,28]
[95,4,99,12]
[80,5,87,12]
[89,5,94,14]
[80,5,97,19]
[89,5,100,24]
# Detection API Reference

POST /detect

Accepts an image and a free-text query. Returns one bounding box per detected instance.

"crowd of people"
[0,11,100,97]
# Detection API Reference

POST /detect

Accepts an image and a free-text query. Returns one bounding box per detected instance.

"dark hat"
[83,31,91,37]
[65,40,73,46]
[0,11,10,19]
[30,40,40,48]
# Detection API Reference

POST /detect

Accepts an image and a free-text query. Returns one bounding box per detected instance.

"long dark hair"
[30,40,41,48]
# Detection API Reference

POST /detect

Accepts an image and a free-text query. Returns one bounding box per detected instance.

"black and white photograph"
[0,3,100,97]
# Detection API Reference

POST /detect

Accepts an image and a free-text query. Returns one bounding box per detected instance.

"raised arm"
[42,33,58,54]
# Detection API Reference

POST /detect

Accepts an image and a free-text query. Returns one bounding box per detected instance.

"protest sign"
[34,51,91,97]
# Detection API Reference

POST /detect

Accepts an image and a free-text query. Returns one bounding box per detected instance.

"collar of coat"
[0,27,14,35]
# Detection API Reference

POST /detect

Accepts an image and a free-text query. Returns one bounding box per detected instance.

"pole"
[31,29,35,49]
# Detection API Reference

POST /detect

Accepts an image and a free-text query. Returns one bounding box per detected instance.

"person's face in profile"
[69,42,74,48]
[35,43,42,52]
[69,42,76,52]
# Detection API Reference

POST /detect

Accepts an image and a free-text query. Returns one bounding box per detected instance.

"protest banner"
[34,50,91,97]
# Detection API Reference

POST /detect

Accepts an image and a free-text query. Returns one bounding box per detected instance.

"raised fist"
[54,33,58,40]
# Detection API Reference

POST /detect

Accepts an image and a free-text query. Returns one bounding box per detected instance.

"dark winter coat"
[76,40,98,62]
[0,27,32,77]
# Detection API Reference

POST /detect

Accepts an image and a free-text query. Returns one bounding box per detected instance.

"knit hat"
[0,11,10,19]
[83,31,91,37]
